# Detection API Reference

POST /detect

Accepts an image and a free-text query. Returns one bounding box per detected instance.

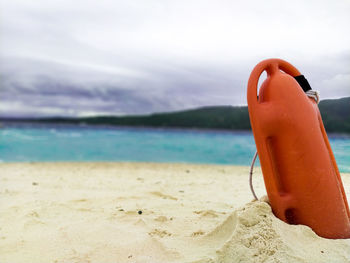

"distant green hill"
[2,97,350,133]
[318,97,350,133]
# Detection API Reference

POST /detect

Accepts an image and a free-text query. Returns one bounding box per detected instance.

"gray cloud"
[0,0,349,117]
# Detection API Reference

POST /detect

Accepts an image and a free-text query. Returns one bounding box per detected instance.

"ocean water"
[0,123,349,173]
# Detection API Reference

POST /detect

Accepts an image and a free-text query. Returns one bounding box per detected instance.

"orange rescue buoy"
[247,58,350,239]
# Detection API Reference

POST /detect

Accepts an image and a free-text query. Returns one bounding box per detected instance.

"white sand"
[0,162,349,263]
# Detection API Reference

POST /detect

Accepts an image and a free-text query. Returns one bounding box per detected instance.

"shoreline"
[0,161,255,167]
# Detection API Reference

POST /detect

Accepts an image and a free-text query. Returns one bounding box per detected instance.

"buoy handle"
[247,59,301,106]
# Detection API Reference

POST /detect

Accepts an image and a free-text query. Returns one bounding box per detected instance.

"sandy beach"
[0,162,349,263]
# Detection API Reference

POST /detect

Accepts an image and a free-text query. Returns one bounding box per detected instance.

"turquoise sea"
[0,123,349,173]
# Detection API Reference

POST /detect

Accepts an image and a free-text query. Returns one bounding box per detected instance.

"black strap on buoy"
[294,75,312,92]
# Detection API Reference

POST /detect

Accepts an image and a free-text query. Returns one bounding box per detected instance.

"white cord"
[306,90,319,104]
[249,151,258,200]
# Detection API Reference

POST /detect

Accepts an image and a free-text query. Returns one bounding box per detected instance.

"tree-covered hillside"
[2,97,349,133]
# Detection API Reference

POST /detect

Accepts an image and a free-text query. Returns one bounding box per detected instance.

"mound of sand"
[0,162,349,262]
[198,201,350,263]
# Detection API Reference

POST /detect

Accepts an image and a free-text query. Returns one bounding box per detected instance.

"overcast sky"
[1,0,349,117]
